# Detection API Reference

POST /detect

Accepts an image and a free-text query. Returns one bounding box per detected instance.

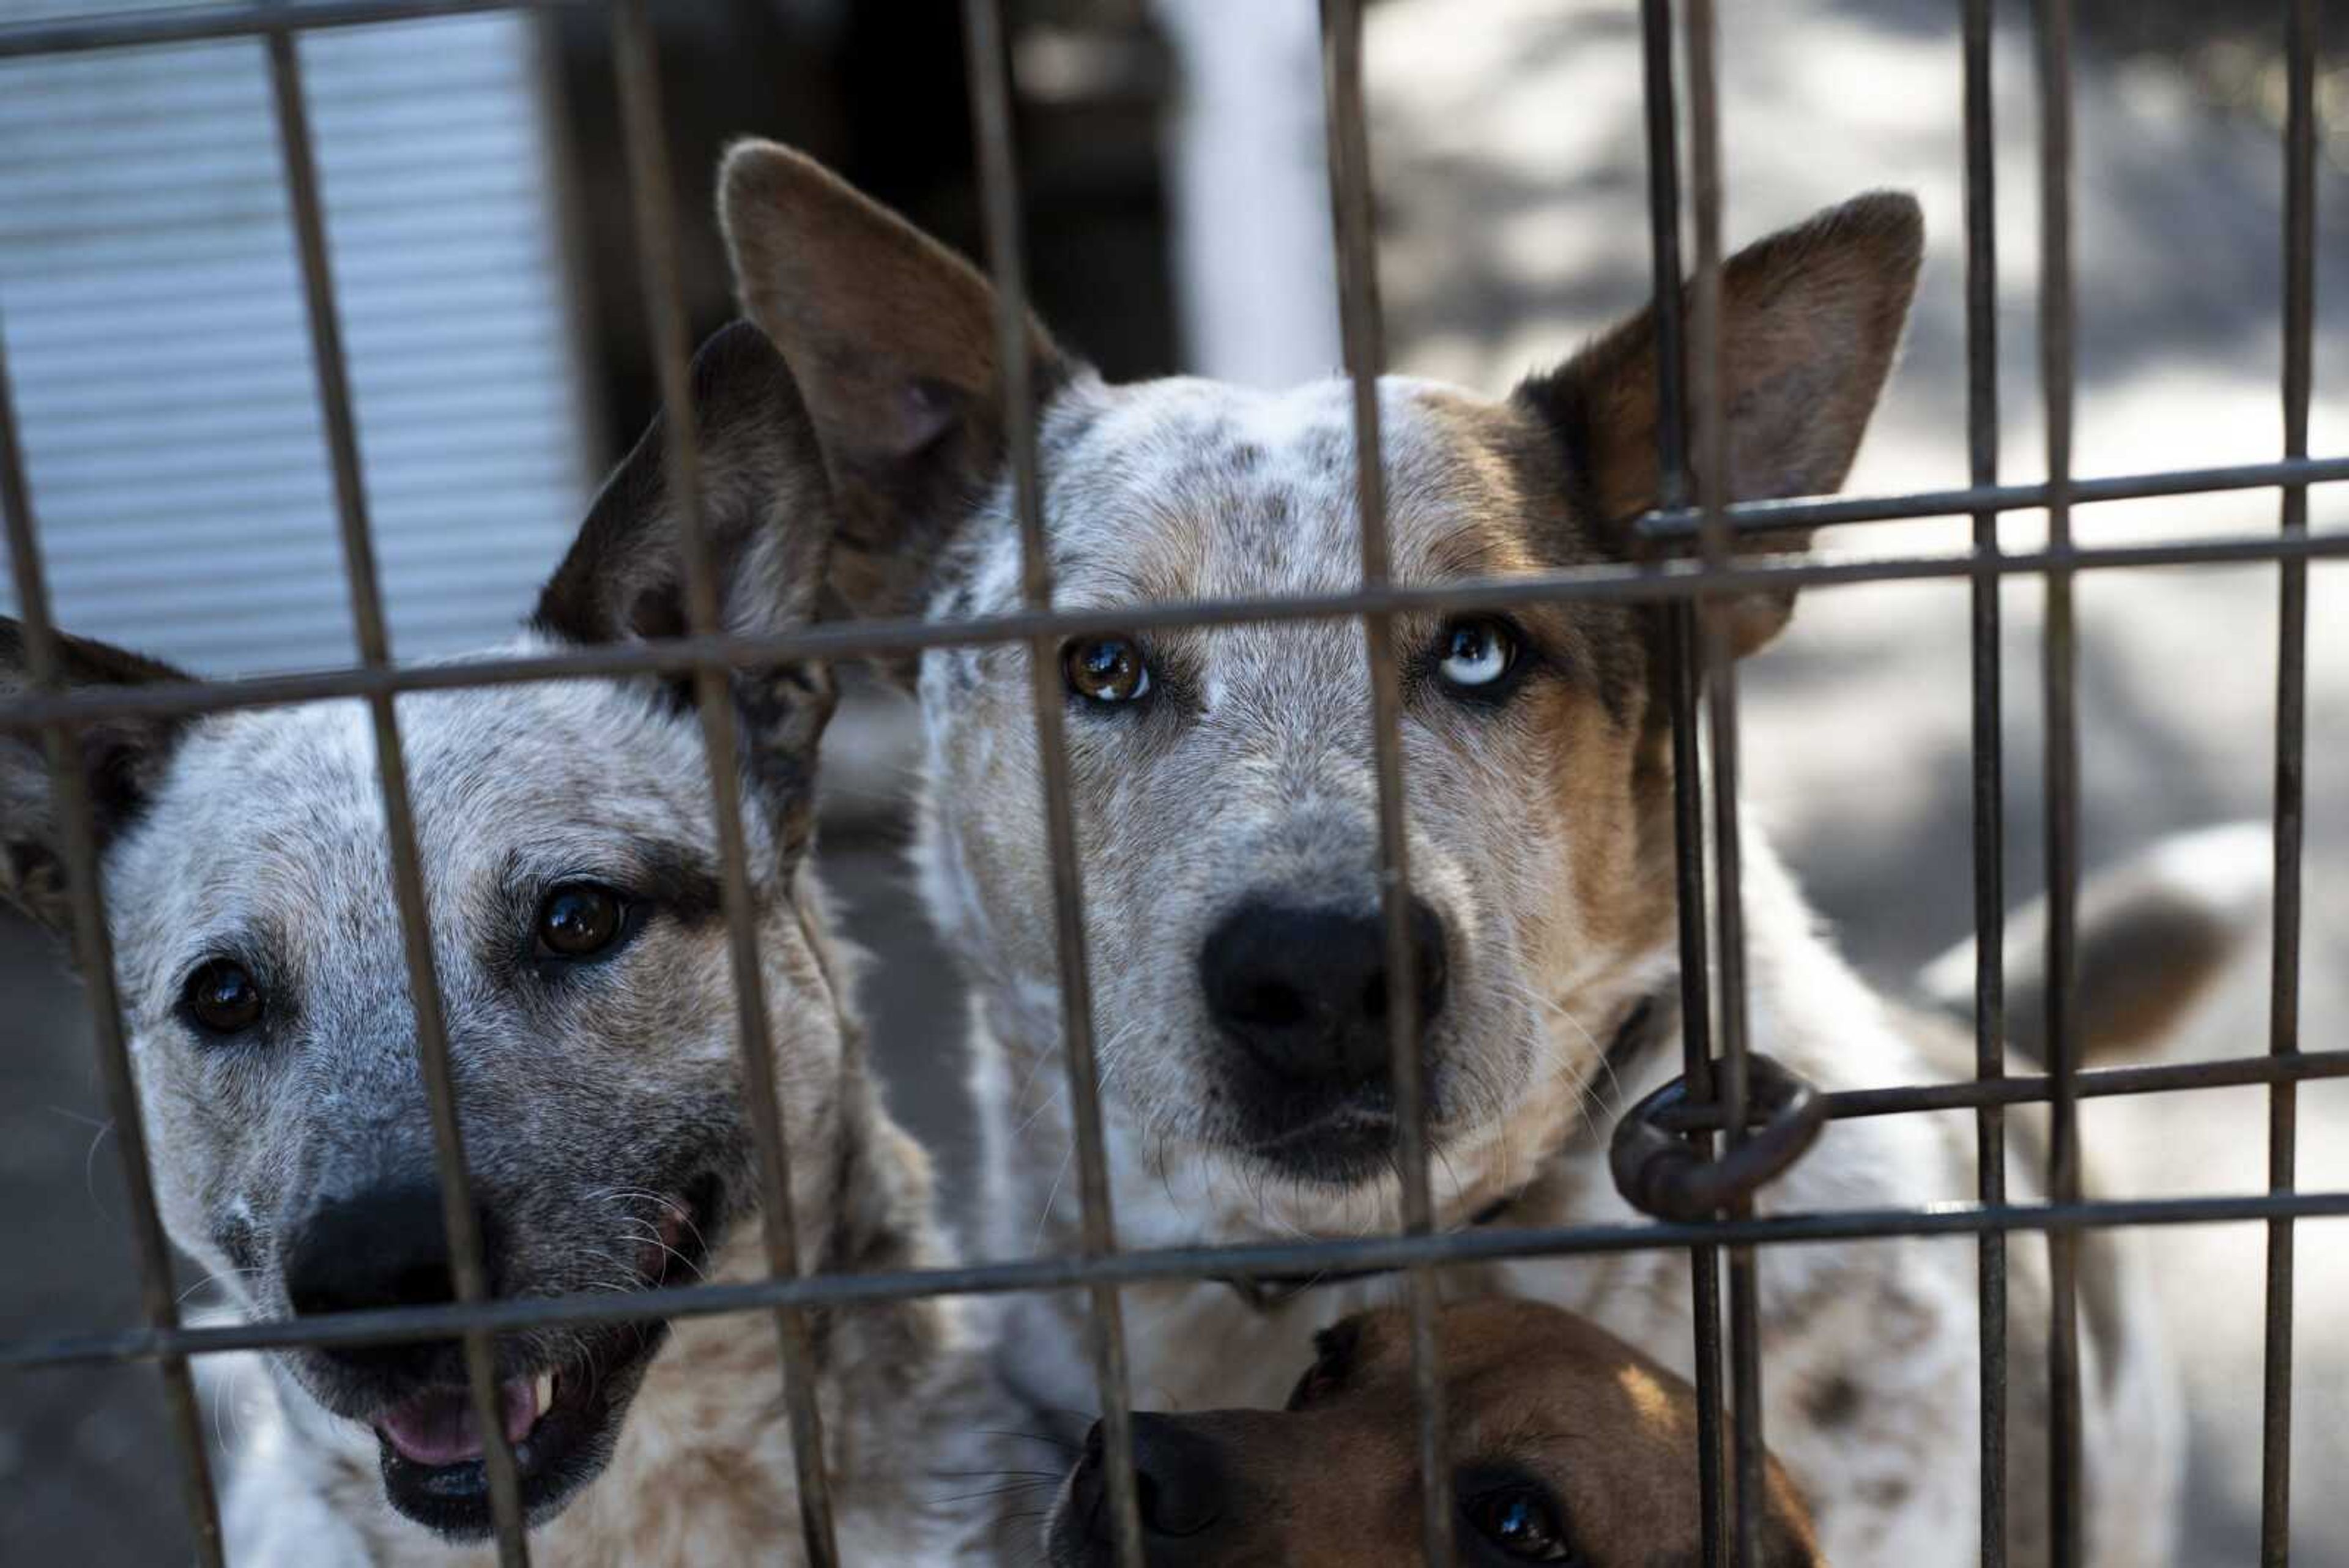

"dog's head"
[1045,1298,1822,1567]
[718,143,1920,1203]
[0,325,845,1537]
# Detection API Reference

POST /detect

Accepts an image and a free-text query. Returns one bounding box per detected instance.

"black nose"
[282,1182,492,1377]
[1071,1414,1233,1549]
[1199,898,1449,1085]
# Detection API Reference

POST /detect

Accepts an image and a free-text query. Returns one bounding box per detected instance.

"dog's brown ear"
[533,321,838,853]
[0,621,193,937]
[718,138,1069,626]
[1757,1453,1828,1567]
[535,320,830,644]
[1515,190,1922,656]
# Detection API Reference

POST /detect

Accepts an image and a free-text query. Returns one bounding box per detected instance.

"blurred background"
[1,0,2342,1561]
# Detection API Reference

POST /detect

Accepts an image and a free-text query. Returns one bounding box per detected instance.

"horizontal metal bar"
[1639,453,2349,540]
[6,529,2345,733]
[1654,1046,2349,1131]
[0,0,583,61]
[10,1187,2349,1377]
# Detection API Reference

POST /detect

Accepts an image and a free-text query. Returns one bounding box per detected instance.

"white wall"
[0,4,592,675]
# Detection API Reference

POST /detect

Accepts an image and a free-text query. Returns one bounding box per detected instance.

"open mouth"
[369,1323,669,1535]
[360,1175,721,1537]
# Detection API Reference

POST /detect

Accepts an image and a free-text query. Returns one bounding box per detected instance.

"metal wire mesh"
[0,2,2335,1566]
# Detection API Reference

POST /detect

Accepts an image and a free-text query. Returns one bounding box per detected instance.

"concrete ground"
[4,1,2345,1562]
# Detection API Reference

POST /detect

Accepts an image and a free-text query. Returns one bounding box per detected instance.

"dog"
[707,140,2191,1564]
[0,325,1004,1564]
[1045,1298,1824,1567]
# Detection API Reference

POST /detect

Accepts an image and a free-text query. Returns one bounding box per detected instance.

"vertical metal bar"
[2261,2,2317,1561]
[262,32,531,1565]
[1680,2,1762,1563]
[1962,2,2009,1562]
[958,5,1147,1566]
[2029,2,2084,1562]
[1637,3,1727,1561]
[608,4,841,1561]
[1318,2,1452,1562]
[1668,606,1730,1567]
[0,319,227,1568]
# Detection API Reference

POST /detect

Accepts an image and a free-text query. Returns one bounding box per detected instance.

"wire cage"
[0,1,2338,1566]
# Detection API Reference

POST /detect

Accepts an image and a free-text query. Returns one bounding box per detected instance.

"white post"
[1152,0,1345,388]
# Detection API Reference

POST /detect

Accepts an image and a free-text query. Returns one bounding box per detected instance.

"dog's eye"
[1283,1359,1342,1412]
[535,883,628,960]
[1435,617,1518,690]
[1462,1485,1575,1561]
[183,959,264,1036]
[1063,636,1151,704]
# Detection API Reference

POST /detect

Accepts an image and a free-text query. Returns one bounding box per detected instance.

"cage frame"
[0,1,2335,1565]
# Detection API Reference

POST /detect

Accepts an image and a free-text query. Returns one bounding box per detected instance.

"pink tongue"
[376,1378,540,1467]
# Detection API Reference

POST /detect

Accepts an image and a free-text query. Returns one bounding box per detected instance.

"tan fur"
[1047,1300,1823,1567]
[1547,191,1923,655]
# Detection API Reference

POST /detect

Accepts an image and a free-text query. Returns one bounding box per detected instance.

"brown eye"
[1286,1319,1365,1410]
[1063,637,1151,704]
[1462,1486,1574,1561]
[184,959,264,1036]
[536,883,626,959]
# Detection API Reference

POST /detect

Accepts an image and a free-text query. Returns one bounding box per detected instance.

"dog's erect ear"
[0,620,192,937]
[533,321,839,852]
[1516,191,1923,656]
[536,321,831,642]
[718,138,1069,626]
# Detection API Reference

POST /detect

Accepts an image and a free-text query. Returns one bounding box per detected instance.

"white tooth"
[534,1371,555,1415]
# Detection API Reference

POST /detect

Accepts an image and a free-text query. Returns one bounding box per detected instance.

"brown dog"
[1045,1299,1822,1567]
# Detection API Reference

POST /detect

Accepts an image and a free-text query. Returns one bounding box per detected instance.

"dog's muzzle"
[1195,897,1451,1180]
[278,1173,722,1538]
[1052,1414,1243,1566]
[1198,899,1449,1086]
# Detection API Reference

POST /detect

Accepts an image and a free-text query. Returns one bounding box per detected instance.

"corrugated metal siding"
[0,2,593,675]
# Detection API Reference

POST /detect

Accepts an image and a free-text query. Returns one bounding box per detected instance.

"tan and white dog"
[708,141,2187,1565]
[0,326,1004,1564]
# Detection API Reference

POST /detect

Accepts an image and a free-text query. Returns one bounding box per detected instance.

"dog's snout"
[283,1181,477,1321]
[1073,1414,1234,1553]
[1200,899,1449,1085]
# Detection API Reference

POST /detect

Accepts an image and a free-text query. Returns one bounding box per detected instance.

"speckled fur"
[719,144,2180,1567]
[0,327,1009,1564]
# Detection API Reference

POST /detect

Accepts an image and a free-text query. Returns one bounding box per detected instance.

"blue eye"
[1436,618,1516,689]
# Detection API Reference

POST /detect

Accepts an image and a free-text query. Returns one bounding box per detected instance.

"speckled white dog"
[713,141,2187,1566]
[0,327,1002,1565]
